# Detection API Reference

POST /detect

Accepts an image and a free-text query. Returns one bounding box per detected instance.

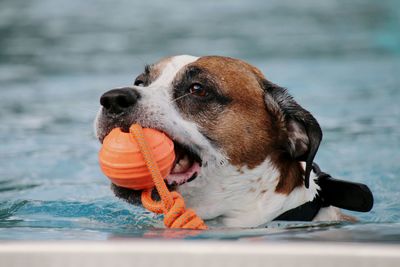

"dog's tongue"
[166,157,200,185]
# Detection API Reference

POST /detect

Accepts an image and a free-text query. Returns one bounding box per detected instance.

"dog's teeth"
[172,164,183,173]
[180,155,190,167]
[171,154,190,173]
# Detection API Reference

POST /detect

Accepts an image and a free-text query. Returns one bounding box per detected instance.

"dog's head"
[95,55,322,224]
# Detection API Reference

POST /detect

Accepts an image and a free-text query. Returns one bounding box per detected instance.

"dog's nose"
[100,88,140,114]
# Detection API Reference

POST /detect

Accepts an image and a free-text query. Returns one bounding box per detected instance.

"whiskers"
[170,93,191,103]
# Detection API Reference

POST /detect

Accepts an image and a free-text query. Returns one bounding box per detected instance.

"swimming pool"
[0,0,399,242]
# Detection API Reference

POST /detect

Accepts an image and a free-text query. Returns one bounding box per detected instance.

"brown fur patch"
[189,56,273,168]
[182,56,304,194]
[273,154,304,194]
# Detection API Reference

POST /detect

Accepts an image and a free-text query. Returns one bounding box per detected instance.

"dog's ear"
[262,80,322,188]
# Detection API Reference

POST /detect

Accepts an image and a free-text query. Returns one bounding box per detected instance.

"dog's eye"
[189,83,208,97]
[134,79,145,87]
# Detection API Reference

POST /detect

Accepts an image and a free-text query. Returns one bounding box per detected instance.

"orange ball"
[98,127,175,190]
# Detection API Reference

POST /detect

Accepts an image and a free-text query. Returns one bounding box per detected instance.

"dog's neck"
[179,159,319,227]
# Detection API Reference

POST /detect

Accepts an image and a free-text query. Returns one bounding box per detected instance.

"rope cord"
[130,124,207,230]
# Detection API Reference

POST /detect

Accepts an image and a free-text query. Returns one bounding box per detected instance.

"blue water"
[0,0,399,242]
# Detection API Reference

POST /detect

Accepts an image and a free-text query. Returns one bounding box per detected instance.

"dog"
[95,55,354,227]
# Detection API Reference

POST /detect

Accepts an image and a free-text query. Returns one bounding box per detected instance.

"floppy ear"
[262,80,322,188]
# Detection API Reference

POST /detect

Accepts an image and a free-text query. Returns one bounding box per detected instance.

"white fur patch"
[179,160,322,227]
[151,55,199,88]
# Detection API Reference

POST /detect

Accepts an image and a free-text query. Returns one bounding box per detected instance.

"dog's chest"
[177,159,318,227]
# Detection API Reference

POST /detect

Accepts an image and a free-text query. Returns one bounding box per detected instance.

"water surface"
[0,0,399,241]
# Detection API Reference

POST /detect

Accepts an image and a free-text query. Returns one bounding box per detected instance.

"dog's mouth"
[167,141,202,186]
[109,139,202,207]
[100,124,202,187]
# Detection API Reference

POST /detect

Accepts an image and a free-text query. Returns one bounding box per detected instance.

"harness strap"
[273,163,373,222]
[273,196,323,221]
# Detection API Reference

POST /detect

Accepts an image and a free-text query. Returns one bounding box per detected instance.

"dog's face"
[95,55,322,226]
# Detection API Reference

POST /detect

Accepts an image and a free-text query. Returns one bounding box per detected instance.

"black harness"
[273,163,374,221]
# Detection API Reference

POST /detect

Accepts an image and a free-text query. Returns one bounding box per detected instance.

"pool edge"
[0,240,399,267]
